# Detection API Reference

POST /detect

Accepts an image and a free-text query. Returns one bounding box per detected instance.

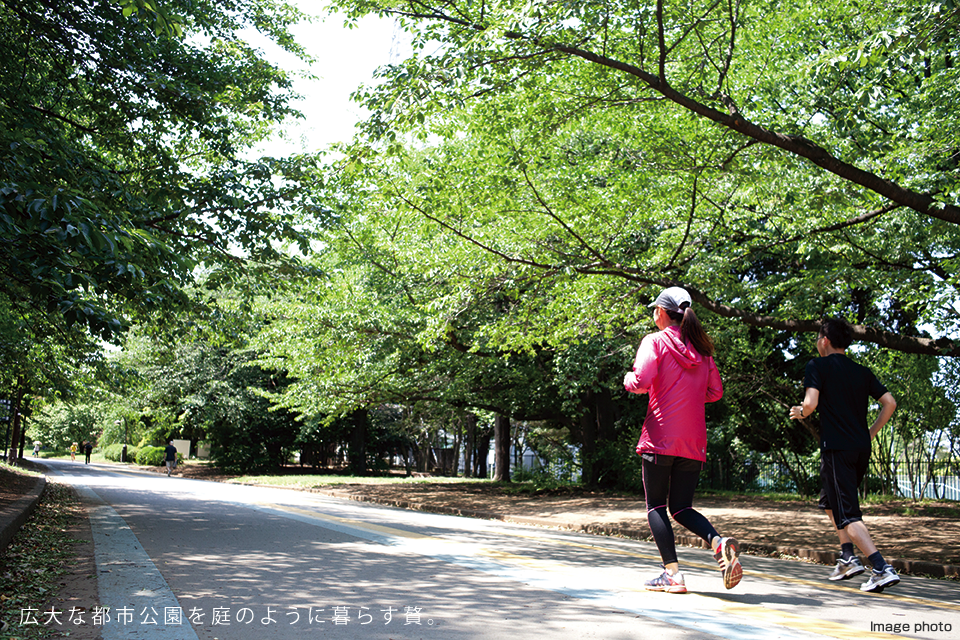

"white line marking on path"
[75,485,199,640]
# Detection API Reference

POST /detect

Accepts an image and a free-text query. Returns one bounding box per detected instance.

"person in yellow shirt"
[70,442,78,462]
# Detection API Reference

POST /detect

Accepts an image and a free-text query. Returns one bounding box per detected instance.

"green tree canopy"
[1,0,319,342]
[327,0,960,356]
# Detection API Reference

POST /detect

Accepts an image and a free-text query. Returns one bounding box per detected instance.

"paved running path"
[33,460,960,640]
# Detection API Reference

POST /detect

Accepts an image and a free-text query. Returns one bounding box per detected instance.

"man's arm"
[869,392,897,440]
[789,387,819,421]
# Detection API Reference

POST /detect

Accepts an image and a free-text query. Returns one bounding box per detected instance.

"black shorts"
[819,449,869,529]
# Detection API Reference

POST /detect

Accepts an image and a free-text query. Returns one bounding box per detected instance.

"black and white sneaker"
[860,565,900,592]
[829,556,866,581]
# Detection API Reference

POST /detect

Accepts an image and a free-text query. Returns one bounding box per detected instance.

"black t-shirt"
[804,353,888,450]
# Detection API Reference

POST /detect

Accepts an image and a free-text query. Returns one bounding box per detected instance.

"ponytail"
[665,304,715,357]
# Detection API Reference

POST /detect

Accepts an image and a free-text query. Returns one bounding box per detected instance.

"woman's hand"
[624,371,648,394]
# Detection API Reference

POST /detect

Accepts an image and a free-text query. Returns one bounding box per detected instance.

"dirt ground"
[304,482,960,569]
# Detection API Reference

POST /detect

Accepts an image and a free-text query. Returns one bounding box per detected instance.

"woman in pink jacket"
[624,287,742,593]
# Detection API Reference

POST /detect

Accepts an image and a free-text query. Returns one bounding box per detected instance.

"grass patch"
[228,474,490,488]
[696,488,960,517]
[697,489,808,502]
[866,500,960,518]
[33,452,109,464]
[499,481,603,496]
[228,474,572,496]
[0,462,41,478]
[170,462,960,517]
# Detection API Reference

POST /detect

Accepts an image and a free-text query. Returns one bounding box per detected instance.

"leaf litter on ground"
[0,482,85,639]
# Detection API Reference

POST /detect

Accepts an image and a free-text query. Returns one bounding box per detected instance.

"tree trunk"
[580,389,620,488]
[6,383,25,465]
[348,409,368,476]
[493,414,511,482]
[475,427,492,478]
[451,414,461,476]
[579,398,598,488]
[463,412,477,478]
[512,420,523,471]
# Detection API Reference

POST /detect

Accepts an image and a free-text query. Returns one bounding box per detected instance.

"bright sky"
[249,4,407,157]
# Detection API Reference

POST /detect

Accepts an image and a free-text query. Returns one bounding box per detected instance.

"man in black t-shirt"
[789,318,899,593]
[164,441,178,476]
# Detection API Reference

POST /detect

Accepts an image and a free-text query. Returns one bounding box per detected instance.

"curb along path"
[303,486,960,580]
[0,464,46,552]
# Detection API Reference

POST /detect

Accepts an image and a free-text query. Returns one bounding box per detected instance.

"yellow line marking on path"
[476,548,572,572]
[602,589,921,640]
[66,480,933,640]
[717,603,909,640]
[260,504,429,540]
[263,501,960,621]
[78,468,960,636]
[493,531,960,613]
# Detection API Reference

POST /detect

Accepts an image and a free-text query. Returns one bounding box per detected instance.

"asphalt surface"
[4,459,957,640]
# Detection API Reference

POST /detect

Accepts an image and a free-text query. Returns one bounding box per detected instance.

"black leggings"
[642,455,719,566]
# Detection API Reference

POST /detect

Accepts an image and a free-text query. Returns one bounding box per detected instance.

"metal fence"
[701,455,960,501]
[479,443,959,501]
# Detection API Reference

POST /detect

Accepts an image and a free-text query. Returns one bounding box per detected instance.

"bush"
[136,446,166,466]
[102,444,121,461]
[102,444,140,462]
[136,445,182,466]
[588,438,644,493]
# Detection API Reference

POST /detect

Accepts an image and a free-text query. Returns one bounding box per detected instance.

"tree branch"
[683,284,960,356]
[728,201,899,260]
[547,40,960,225]
[379,3,960,226]
[28,104,98,134]
[369,4,959,225]
[667,174,698,269]
[518,163,612,267]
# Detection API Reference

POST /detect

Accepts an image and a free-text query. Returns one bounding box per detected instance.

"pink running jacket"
[623,325,723,462]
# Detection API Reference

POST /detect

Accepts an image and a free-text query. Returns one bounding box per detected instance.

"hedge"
[102,443,140,462]
[136,445,182,466]
[136,446,166,466]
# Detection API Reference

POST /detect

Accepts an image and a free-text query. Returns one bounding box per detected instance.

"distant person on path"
[789,317,899,593]
[32,442,40,457]
[83,441,93,464]
[164,441,178,476]
[70,442,78,462]
[624,286,741,594]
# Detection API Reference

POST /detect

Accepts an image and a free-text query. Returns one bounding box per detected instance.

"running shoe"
[713,537,743,590]
[829,556,866,581]
[644,569,687,594]
[860,565,900,592]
